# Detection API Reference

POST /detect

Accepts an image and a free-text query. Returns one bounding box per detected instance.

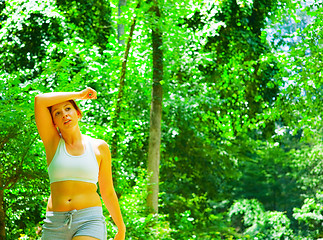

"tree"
[56,0,112,51]
[274,0,323,131]
[0,79,47,239]
[0,1,61,237]
[0,0,114,238]
[146,0,163,214]
[159,0,281,222]
[1,0,322,238]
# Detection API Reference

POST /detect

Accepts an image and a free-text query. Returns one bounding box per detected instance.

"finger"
[88,91,97,99]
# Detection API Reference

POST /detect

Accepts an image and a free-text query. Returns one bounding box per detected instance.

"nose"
[62,110,69,117]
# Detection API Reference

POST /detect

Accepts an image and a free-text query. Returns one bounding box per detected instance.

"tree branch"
[112,0,141,155]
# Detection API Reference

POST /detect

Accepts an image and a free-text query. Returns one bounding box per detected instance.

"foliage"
[293,191,323,238]
[229,199,294,239]
[288,139,323,198]
[231,141,304,221]
[55,0,112,50]
[5,173,48,239]
[0,0,322,239]
[104,168,174,240]
[272,0,323,131]
[0,72,48,239]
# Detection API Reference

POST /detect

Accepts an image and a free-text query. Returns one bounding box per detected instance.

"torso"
[47,181,101,212]
[46,135,103,212]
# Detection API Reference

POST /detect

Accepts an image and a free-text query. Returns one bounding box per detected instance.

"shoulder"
[85,135,110,154]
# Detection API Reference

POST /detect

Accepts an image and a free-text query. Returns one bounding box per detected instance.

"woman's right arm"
[34,88,96,156]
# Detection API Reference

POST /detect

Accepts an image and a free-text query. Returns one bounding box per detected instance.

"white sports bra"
[48,135,99,184]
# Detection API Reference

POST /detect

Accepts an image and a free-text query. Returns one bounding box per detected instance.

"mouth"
[64,120,72,125]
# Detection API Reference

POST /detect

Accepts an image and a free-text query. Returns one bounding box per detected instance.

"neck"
[60,127,83,145]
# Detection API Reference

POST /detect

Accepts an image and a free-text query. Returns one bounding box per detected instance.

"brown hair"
[48,100,83,119]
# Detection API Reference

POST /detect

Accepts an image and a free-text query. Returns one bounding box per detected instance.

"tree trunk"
[147,0,163,214]
[118,0,127,45]
[0,177,5,240]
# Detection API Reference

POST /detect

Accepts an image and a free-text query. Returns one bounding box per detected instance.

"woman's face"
[50,101,80,130]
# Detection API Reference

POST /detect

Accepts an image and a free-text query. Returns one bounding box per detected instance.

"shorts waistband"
[46,206,103,218]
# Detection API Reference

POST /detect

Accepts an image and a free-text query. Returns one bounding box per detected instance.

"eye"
[55,111,60,116]
[66,107,71,111]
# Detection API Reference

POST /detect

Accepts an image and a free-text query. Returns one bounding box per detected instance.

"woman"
[34,87,125,240]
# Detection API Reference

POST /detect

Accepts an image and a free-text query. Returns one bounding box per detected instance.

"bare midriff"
[47,181,101,212]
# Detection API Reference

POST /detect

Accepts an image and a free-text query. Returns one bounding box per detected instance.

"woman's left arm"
[98,140,126,240]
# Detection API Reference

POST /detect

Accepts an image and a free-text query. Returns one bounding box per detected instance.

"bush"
[293,191,323,239]
[228,199,294,239]
[105,167,174,240]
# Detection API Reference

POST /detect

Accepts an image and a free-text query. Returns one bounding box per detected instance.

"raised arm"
[98,141,126,240]
[34,88,96,160]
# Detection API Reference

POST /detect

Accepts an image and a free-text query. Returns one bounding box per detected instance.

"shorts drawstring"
[64,209,77,229]
[42,207,106,239]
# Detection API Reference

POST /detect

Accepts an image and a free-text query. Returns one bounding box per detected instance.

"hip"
[42,206,107,240]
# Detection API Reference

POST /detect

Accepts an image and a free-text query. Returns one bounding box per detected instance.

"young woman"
[34,87,125,240]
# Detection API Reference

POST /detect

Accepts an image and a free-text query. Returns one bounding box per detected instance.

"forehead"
[51,101,72,112]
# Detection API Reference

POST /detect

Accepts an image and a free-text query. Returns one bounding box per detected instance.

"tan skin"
[34,88,125,240]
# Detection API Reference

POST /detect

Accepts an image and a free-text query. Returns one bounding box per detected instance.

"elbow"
[34,94,42,104]
[101,189,115,199]
[34,94,40,106]
[34,95,44,109]
[100,187,117,201]
[34,94,47,107]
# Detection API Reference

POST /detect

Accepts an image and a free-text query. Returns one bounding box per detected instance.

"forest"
[0,0,322,239]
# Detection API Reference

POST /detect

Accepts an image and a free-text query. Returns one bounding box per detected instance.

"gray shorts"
[42,206,107,240]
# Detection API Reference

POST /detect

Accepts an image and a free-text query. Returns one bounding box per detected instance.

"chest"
[65,143,85,156]
[65,141,101,167]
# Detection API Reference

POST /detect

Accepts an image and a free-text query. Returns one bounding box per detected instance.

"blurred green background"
[0,0,322,239]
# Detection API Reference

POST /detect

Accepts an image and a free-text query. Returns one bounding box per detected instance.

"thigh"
[73,217,107,240]
[42,228,70,240]
[72,237,100,240]
[42,214,71,240]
